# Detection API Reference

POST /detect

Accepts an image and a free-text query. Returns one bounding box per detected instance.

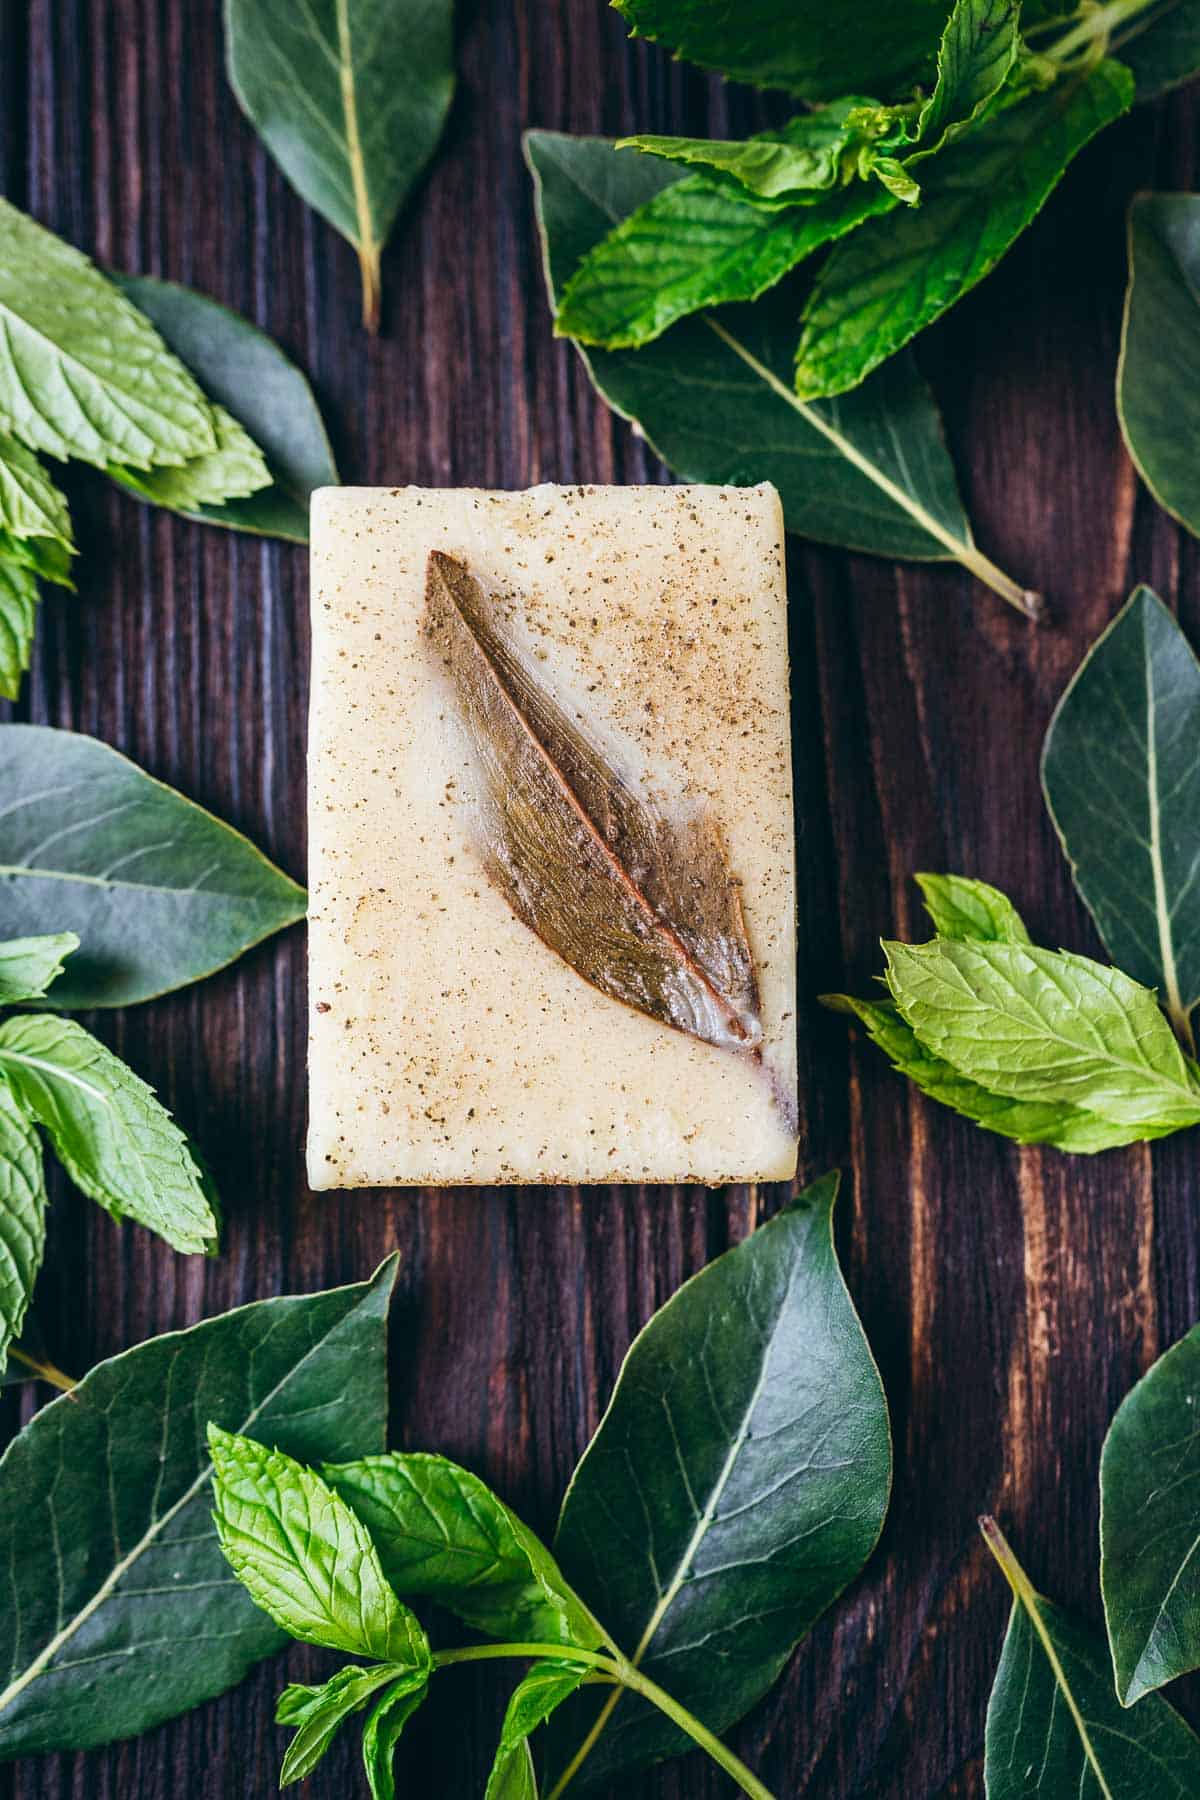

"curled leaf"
[424,551,761,1052]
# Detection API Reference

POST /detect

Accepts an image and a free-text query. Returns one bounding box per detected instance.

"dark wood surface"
[1,2,1198,1795]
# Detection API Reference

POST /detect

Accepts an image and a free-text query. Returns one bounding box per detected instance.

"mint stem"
[1046,0,1171,63]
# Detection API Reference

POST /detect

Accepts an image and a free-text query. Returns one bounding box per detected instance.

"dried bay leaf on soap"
[424,552,761,1052]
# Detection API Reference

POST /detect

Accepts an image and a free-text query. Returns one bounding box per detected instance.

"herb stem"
[433,1642,619,1673]
[1045,0,1171,63]
[618,1663,779,1800]
[7,1346,76,1392]
[702,318,1042,620]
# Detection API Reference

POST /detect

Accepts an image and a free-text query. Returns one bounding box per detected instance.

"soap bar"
[308,483,797,1188]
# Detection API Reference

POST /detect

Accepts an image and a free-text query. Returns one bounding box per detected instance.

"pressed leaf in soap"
[425,551,761,1052]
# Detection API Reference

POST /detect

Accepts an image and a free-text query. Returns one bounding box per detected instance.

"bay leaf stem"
[6,1345,76,1392]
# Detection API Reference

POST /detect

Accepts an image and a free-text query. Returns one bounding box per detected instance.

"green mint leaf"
[0,1082,47,1378]
[611,0,948,102]
[1116,0,1200,98]
[556,172,893,350]
[824,993,1160,1150]
[526,132,1033,609]
[982,1519,1200,1795]
[0,1257,396,1756]
[275,1664,402,1786]
[0,527,74,591]
[0,198,218,469]
[617,98,887,203]
[904,0,1022,157]
[0,429,74,551]
[324,1451,604,1650]
[109,275,338,543]
[1117,198,1200,542]
[915,872,1031,942]
[0,1014,218,1254]
[0,932,78,1004]
[1101,1323,1200,1703]
[209,1427,432,1668]
[108,404,269,513]
[486,1662,585,1800]
[545,1173,891,1790]
[884,937,1200,1129]
[0,724,305,1008]
[795,60,1134,398]
[225,0,455,331]
[361,1672,431,1800]
[1042,586,1200,1047]
[0,561,38,702]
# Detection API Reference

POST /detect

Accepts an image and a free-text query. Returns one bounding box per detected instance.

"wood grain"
[1,1,1198,1795]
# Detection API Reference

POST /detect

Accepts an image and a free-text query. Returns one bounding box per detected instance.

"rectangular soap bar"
[308,483,797,1188]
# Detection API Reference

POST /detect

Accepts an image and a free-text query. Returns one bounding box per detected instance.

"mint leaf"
[556,172,893,349]
[0,933,78,1004]
[225,0,455,330]
[901,0,1022,156]
[0,1014,218,1254]
[618,98,889,203]
[0,1258,396,1756]
[0,1082,47,1377]
[1101,1323,1200,1703]
[1117,199,1200,542]
[209,1427,431,1668]
[110,275,339,544]
[915,871,1031,942]
[982,1519,1200,1796]
[276,1664,401,1785]
[0,429,74,551]
[824,992,1162,1150]
[361,1672,431,1800]
[0,561,38,701]
[545,1173,891,1789]
[884,937,1200,1129]
[486,1662,585,1800]
[0,724,305,1008]
[0,198,218,469]
[795,60,1133,398]
[526,132,1035,610]
[324,1451,604,1649]
[1042,587,1200,1049]
[611,0,949,102]
[108,404,269,512]
[0,528,73,590]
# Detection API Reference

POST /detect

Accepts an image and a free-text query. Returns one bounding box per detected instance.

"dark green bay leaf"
[325,1451,605,1650]
[526,131,1036,609]
[1117,0,1200,98]
[224,0,455,330]
[982,1518,1200,1796]
[1101,1324,1200,1702]
[0,1083,46,1377]
[0,931,77,1003]
[0,561,41,703]
[885,937,1200,1129]
[0,1258,396,1757]
[824,992,1159,1150]
[1042,586,1200,1048]
[0,199,217,471]
[544,1172,891,1791]
[794,60,1134,398]
[0,725,305,1008]
[111,275,338,542]
[611,0,951,101]
[1117,197,1200,541]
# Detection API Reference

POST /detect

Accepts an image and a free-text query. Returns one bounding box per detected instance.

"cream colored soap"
[308,483,797,1188]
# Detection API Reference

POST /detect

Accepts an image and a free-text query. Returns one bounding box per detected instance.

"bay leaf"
[110,275,338,543]
[1042,586,1200,1048]
[1101,1322,1200,1702]
[981,1518,1200,1796]
[525,131,1037,614]
[224,0,456,330]
[610,0,950,102]
[0,1082,46,1378]
[1117,198,1200,542]
[0,1256,396,1757]
[1117,0,1200,98]
[0,724,305,1008]
[425,551,762,1053]
[543,1173,892,1791]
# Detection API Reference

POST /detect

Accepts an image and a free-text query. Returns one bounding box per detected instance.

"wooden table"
[1,3,1198,1795]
